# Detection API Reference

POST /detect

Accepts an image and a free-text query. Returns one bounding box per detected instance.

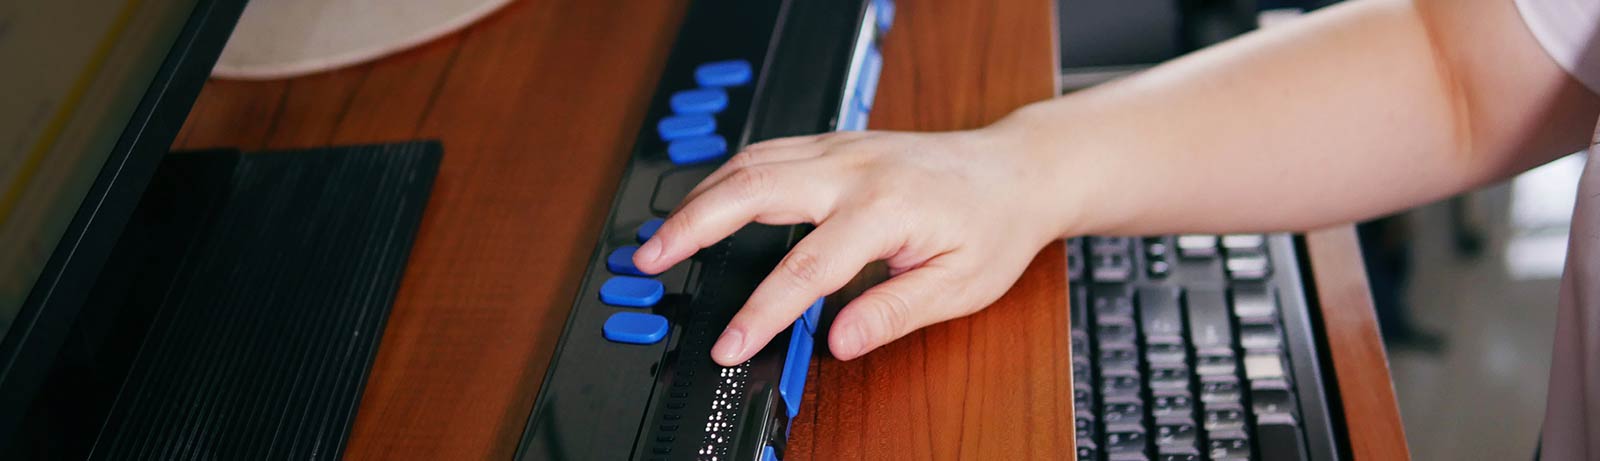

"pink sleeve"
[1516,0,1600,93]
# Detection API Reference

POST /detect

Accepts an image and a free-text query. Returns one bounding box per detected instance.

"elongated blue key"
[599,276,663,307]
[657,114,716,141]
[636,218,664,243]
[667,135,727,165]
[695,59,753,87]
[603,312,669,345]
[607,246,648,275]
[669,88,727,114]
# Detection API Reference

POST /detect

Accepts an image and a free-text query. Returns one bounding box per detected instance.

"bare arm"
[1011,0,1600,237]
[635,0,1600,366]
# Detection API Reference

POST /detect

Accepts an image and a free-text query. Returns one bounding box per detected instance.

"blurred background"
[1056,0,1578,458]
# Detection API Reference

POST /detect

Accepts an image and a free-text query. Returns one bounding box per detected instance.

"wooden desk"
[173,0,1407,458]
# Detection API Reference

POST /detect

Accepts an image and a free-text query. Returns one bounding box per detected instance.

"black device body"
[0,0,248,447]
[517,0,890,460]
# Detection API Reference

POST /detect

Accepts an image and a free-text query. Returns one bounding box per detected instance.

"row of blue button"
[598,218,672,344]
[657,60,752,166]
[839,45,883,132]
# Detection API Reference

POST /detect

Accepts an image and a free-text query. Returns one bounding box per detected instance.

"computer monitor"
[0,0,245,444]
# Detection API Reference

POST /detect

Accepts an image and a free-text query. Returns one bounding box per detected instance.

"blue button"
[858,46,883,108]
[606,246,649,275]
[695,60,753,87]
[599,276,664,307]
[667,135,727,165]
[801,298,823,334]
[670,88,727,114]
[657,114,716,141]
[778,321,813,419]
[875,0,895,33]
[761,445,778,461]
[636,218,664,243]
[603,312,669,344]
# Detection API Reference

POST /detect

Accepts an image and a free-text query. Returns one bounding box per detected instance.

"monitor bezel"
[0,0,248,442]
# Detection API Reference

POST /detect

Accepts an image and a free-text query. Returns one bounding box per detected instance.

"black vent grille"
[88,142,441,460]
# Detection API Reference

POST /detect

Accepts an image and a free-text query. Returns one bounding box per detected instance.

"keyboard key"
[1207,431,1251,459]
[1200,375,1242,403]
[1195,349,1238,376]
[1251,385,1298,417]
[606,246,649,275]
[1104,399,1144,425]
[1105,429,1148,454]
[1257,414,1310,461]
[1076,413,1098,439]
[1220,234,1265,251]
[1240,322,1283,349]
[1149,365,1190,390]
[667,134,727,165]
[1175,234,1217,258]
[656,114,717,141]
[1226,252,1271,280]
[1096,320,1138,347]
[636,218,664,243]
[1093,285,1135,321]
[1232,284,1279,320]
[1152,393,1193,418]
[669,88,728,114]
[1145,343,1186,365]
[1186,288,1233,350]
[602,312,670,344]
[1154,421,1197,449]
[1076,441,1099,461]
[1091,252,1133,282]
[1203,403,1246,432]
[599,276,664,307]
[1137,286,1183,343]
[1101,369,1143,397]
[695,59,753,87]
[1244,351,1288,381]
[1099,344,1139,371]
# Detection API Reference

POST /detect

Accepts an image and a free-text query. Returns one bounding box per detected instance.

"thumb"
[828,266,969,360]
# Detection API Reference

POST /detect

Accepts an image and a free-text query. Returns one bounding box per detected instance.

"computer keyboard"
[517,1,890,460]
[1068,234,1341,461]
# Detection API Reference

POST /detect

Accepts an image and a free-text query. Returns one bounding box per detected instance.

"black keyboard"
[1067,234,1341,461]
[517,1,891,460]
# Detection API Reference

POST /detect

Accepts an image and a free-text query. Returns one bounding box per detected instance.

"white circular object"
[213,0,511,80]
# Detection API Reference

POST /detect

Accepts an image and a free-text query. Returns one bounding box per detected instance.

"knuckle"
[778,250,829,286]
[727,166,774,198]
[867,290,915,339]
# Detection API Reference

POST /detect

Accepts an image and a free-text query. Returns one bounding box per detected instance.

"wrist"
[979,101,1114,240]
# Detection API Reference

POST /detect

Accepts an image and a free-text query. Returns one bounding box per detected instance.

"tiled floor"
[1388,184,1562,460]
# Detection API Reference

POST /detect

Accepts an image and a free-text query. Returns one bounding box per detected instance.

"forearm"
[1001,0,1599,237]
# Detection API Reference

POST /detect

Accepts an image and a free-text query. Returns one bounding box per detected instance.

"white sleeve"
[1515,0,1600,93]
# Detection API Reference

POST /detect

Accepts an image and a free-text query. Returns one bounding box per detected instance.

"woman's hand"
[632,126,1072,366]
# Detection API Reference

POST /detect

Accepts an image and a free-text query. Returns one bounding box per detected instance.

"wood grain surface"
[171,0,1405,458]
[1304,227,1412,459]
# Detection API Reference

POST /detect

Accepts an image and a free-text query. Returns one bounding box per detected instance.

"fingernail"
[636,238,663,266]
[711,328,745,364]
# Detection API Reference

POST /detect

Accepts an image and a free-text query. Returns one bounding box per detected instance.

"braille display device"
[516,1,891,460]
